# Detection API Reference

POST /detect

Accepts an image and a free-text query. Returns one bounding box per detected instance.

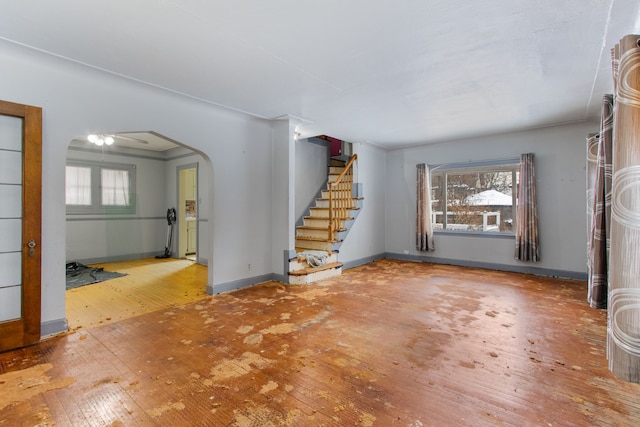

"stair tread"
[317,197,361,201]
[303,216,354,221]
[297,225,346,231]
[310,206,360,210]
[295,236,342,243]
[289,262,343,276]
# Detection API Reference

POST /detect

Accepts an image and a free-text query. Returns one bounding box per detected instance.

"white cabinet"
[186,220,196,254]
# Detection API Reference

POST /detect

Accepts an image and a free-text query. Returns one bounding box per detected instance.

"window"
[66,161,136,214]
[430,159,519,233]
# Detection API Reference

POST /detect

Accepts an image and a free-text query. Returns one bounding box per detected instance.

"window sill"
[433,230,515,239]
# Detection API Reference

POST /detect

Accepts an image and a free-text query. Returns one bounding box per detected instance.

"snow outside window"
[430,161,518,234]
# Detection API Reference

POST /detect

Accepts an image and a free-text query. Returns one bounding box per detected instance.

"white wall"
[338,142,388,265]
[385,121,594,276]
[271,120,295,278]
[65,144,168,262]
[295,138,328,224]
[0,39,274,331]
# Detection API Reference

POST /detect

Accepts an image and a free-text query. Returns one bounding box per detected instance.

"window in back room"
[65,160,136,215]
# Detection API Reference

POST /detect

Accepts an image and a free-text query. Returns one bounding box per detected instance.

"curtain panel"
[607,34,640,383]
[587,95,613,309]
[586,132,599,262]
[416,164,435,252]
[514,153,539,262]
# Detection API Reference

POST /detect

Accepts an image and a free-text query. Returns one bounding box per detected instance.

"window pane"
[66,166,92,205]
[433,169,515,232]
[430,174,444,229]
[101,169,130,206]
[450,171,512,232]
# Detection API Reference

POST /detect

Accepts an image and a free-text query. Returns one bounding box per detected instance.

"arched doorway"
[64,131,212,328]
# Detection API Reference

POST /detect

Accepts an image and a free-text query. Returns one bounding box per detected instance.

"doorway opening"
[64,131,211,328]
[178,164,198,262]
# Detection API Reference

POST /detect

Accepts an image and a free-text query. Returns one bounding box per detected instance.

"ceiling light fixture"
[87,134,115,146]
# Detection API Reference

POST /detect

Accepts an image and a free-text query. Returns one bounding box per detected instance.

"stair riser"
[328,175,353,183]
[321,190,353,199]
[302,218,345,228]
[309,208,354,219]
[295,239,335,251]
[296,229,340,239]
[315,199,356,209]
[289,253,339,271]
[289,266,342,285]
[329,166,345,174]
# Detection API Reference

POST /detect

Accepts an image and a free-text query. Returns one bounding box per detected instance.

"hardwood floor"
[1,259,639,426]
[65,258,208,329]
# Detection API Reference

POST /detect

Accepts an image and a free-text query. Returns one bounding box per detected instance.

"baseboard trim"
[41,318,69,338]
[382,252,587,280]
[342,253,386,270]
[70,253,208,266]
[206,251,585,296]
[207,273,284,295]
[70,252,163,265]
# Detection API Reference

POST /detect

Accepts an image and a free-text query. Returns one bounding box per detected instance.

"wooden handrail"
[328,154,358,241]
[329,154,357,189]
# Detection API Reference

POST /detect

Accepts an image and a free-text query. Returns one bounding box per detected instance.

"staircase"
[288,155,362,285]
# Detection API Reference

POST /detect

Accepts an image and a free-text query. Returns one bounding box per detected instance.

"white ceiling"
[1,1,639,149]
[75,132,181,152]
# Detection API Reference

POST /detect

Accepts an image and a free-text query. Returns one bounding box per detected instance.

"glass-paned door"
[0,115,23,321]
[0,100,42,352]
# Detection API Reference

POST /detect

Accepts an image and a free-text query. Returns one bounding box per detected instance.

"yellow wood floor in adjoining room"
[65,258,208,329]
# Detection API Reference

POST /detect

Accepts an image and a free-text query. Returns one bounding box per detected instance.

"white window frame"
[65,160,136,215]
[430,158,519,235]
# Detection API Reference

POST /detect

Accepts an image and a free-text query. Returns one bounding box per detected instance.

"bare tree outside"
[431,169,517,232]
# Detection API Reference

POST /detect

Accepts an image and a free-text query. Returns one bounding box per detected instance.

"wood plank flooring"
[2,259,640,426]
[65,258,208,329]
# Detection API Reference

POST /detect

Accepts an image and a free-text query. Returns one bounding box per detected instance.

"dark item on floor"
[156,207,177,259]
[65,261,127,290]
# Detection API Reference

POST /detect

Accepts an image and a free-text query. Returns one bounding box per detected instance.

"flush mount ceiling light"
[87,134,115,146]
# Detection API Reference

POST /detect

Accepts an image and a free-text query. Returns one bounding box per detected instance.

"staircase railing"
[328,154,358,241]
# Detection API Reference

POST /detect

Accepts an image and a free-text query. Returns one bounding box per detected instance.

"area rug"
[65,262,127,290]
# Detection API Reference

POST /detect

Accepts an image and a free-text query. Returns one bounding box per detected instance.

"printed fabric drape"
[607,34,640,383]
[416,163,434,251]
[514,153,539,261]
[587,95,613,309]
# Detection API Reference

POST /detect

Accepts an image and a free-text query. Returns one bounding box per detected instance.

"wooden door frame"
[0,100,42,351]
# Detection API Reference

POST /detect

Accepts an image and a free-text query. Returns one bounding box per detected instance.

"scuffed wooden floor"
[1,259,639,426]
[65,258,208,329]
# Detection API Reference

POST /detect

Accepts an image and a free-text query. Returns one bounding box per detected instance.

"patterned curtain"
[514,153,539,261]
[607,34,640,382]
[586,133,598,261]
[416,164,434,251]
[587,95,613,309]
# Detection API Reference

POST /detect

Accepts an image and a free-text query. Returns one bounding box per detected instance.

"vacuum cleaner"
[156,207,177,259]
